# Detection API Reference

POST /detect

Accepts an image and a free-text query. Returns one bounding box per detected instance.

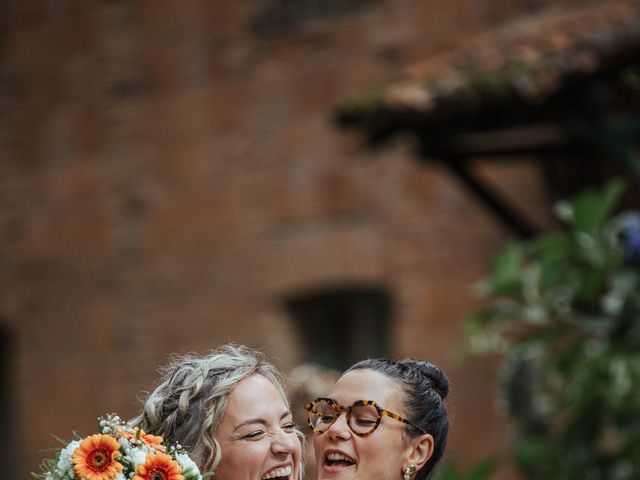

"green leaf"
[563,179,625,232]
[515,436,556,469]
[480,243,526,296]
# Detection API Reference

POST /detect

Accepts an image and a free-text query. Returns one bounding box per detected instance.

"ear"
[404,433,434,471]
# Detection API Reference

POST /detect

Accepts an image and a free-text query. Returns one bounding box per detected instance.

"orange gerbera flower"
[118,427,166,451]
[133,452,184,480]
[72,434,123,480]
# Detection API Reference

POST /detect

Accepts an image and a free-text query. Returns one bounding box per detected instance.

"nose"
[271,429,300,456]
[326,411,351,439]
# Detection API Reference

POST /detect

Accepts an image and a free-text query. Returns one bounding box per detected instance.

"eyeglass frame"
[304,397,427,437]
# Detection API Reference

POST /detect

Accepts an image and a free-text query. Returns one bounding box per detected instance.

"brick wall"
[0,1,585,478]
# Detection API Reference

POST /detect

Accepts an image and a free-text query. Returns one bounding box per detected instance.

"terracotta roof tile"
[339,0,640,127]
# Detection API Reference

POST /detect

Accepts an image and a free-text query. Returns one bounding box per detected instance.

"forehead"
[330,368,404,412]
[225,374,288,420]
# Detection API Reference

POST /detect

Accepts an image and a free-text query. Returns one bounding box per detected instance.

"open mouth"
[324,452,356,468]
[262,464,292,479]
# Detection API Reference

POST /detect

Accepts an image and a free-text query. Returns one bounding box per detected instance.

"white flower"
[115,473,127,480]
[176,452,198,471]
[128,445,150,467]
[56,440,80,475]
[176,452,202,480]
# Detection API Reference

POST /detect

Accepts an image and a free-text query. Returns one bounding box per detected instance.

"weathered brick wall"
[0,1,583,478]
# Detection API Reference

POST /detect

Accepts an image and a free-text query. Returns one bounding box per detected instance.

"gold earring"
[403,464,416,480]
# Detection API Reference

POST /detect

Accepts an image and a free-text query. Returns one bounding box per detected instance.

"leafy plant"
[467,180,640,480]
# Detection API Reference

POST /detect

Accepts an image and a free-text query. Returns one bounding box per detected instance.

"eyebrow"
[233,410,292,431]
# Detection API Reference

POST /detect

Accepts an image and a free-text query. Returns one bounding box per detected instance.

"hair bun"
[402,359,450,399]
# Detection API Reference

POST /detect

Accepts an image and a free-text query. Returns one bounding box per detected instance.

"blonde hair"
[131,344,303,474]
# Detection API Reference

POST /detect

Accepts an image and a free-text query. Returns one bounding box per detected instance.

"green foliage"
[467,180,640,480]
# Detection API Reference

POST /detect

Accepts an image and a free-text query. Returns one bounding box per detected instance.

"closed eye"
[355,418,377,426]
[281,422,295,432]
[242,430,266,440]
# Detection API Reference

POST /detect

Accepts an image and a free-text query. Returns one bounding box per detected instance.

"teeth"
[326,452,355,463]
[262,465,292,479]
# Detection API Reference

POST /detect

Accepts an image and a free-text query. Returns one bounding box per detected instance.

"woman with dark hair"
[305,357,449,480]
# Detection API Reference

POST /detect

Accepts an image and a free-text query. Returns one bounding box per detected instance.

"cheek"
[221,443,267,473]
[312,435,327,462]
[358,433,405,468]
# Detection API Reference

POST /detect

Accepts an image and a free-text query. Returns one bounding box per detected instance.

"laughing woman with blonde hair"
[132,344,304,480]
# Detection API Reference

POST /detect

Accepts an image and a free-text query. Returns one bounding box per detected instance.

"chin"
[318,466,358,480]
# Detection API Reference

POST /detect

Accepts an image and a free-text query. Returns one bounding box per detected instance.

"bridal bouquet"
[35,413,206,480]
